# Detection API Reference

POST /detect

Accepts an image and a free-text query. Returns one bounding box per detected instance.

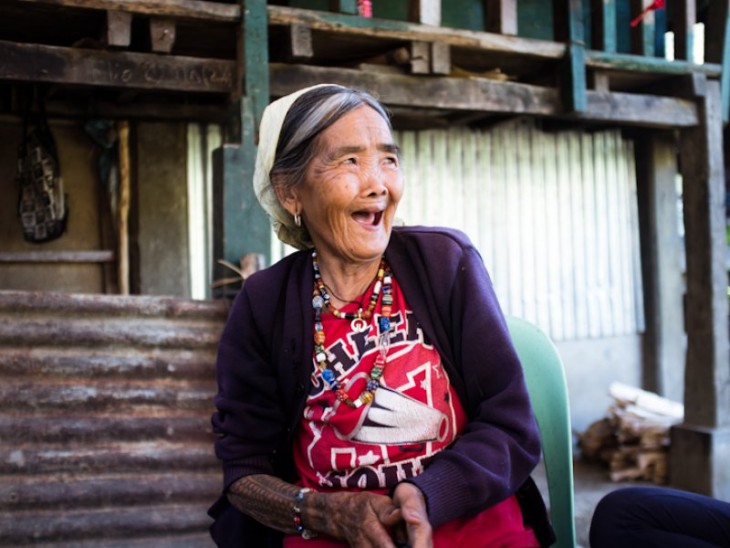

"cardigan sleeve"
[211,278,289,491]
[406,241,542,528]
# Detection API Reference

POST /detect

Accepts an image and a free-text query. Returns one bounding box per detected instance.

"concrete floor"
[532,458,644,548]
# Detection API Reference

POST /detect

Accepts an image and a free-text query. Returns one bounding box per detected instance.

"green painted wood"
[331,0,358,15]
[591,0,616,53]
[630,0,655,57]
[586,51,721,75]
[554,0,587,113]
[215,0,272,277]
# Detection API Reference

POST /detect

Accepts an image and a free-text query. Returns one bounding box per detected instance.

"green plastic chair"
[506,316,577,548]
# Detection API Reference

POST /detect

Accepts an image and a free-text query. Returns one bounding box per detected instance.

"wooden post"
[213,0,271,286]
[150,18,176,53]
[117,120,130,296]
[671,77,730,500]
[635,132,685,402]
[553,0,587,113]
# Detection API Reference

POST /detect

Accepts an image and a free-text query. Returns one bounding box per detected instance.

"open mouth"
[352,210,383,226]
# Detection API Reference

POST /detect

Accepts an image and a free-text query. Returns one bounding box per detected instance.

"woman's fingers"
[392,483,433,548]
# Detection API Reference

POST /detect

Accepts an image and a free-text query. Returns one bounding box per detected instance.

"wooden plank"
[0,40,235,93]
[484,0,517,36]
[14,0,240,22]
[0,251,115,263]
[269,63,698,128]
[630,0,655,57]
[591,0,616,53]
[149,18,176,54]
[268,5,566,60]
[409,0,441,26]
[106,10,132,47]
[586,51,721,76]
[669,0,695,61]
[705,1,730,123]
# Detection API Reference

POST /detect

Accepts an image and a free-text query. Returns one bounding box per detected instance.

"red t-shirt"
[287,277,539,547]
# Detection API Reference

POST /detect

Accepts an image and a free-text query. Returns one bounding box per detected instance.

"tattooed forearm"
[227,475,301,533]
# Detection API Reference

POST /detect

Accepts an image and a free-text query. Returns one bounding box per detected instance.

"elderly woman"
[208,84,553,547]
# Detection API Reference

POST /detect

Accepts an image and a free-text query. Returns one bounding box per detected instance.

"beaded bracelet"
[292,487,318,539]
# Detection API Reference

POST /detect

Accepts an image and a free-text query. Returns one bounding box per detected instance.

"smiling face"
[279,105,404,268]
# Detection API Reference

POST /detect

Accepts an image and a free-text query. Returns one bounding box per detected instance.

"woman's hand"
[392,482,433,548]
[306,490,403,547]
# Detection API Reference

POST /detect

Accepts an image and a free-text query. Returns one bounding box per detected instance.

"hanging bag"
[16,91,68,243]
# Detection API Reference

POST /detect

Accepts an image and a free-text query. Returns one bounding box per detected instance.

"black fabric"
[590,486,730,547]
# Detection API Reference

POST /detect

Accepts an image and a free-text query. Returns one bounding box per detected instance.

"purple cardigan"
[210,226,553,545]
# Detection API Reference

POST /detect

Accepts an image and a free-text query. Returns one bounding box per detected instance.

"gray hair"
[268,86,392,250]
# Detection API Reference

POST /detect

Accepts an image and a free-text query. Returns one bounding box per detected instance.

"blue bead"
[378,317,390,332]
[367,379,379,391]
[322,369,335,382]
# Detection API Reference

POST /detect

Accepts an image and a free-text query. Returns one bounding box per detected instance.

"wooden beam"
[586,51,721,76]
[268,5,565,61]
[149,18,176,54]
[269,63,698,128]
[669,0,695,62]
[14,0,240,22]
[590,0,616,53]
[0,40,235,93]
[0,251,114,263]
[106,10,132,47]
[484,0,517,36]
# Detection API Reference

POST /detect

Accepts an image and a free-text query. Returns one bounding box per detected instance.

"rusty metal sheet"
[0,290,228,546]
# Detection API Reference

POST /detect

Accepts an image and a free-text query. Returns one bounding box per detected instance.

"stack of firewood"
[578,383,684,484]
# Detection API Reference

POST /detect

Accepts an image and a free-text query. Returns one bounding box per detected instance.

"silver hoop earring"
[294,213,301,227]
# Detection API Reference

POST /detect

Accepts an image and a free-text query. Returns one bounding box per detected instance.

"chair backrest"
[506,315,576,548]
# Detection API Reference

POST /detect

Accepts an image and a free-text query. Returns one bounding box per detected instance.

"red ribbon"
[631,0,665,27]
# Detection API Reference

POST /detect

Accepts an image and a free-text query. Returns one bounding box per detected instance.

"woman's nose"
[362,163,388,196]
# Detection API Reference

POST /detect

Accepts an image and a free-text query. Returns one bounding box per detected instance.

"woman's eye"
[343,157,357,165]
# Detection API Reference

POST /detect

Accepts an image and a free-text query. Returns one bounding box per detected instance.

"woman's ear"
[272,176,301,218]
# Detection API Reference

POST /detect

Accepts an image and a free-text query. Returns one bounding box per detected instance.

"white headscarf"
[253,84,343,250]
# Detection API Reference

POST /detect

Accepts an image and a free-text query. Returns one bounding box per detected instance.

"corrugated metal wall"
[271,120,644,341]
[395,121,644,341]
[0,291,228,546]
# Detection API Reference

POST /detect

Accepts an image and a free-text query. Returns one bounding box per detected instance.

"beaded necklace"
[312,250,393,409]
